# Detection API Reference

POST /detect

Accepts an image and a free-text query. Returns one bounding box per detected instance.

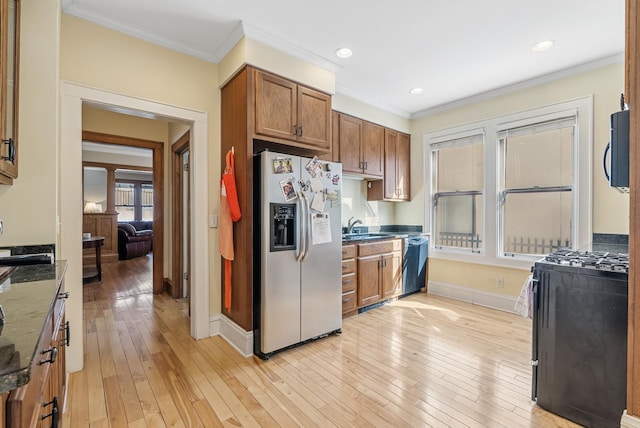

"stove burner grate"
[544,250,629,273]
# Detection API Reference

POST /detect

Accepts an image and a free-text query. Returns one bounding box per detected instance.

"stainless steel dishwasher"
[402,234,428,295]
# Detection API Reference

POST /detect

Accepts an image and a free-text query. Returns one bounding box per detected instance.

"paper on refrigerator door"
[310,192,325,212]
[311,213,332,245]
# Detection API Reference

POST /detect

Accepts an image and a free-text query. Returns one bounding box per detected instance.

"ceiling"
[62,0,625,118]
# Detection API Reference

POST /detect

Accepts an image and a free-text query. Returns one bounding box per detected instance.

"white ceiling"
[62,0,625,118]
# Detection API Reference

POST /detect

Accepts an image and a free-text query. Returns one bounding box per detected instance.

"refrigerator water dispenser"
[270,203,296,251]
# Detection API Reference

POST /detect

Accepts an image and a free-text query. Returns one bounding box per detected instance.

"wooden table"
[83,236,105,283]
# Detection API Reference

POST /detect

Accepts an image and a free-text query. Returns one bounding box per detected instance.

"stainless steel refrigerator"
[253,150,342,360]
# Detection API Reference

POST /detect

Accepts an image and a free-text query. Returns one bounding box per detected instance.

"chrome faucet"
[347,217,363,234]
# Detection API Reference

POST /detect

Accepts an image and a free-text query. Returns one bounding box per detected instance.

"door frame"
[171,131,190,300]
[83,131,164,294]
[60,81,210,373]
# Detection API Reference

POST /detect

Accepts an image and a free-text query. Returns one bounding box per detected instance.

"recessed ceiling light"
[531,40,554,52]
[409,87,423,95]
[335,47,353,58]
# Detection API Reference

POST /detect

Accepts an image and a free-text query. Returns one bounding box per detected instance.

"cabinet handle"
[41,396,59,428]
[40,346,58,365]
[342,279,353,284]
[59,291,70,299]
[62,320,70,347]
[298,126,303,137]
[293,125,298,135]
[364,161,368,170]
[2,138,15,163]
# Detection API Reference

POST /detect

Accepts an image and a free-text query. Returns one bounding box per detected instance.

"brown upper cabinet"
[368,129,411,201]
[254,69,332,153]
[0,0,20,184]
[335,112,384,178]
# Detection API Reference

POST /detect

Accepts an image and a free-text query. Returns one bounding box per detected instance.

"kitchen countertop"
[0,261,67,393]
[342,225,429,243]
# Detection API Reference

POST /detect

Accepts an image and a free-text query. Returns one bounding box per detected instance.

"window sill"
[429,247,536,271]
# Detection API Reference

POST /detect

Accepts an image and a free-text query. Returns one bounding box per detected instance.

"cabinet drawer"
[7,315,54,428]
[358,239,402,257]
[341,244,356,259]
[341,259,356,275]
[342,290,357,313]
[342,273,356,293]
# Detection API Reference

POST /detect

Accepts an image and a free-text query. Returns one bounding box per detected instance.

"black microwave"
[603,108,629,190]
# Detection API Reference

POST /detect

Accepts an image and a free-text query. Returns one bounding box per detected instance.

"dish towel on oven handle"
[514,274,534,319]
[220,149,241,313]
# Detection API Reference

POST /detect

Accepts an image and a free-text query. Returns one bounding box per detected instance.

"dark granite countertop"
[0,261,67,393]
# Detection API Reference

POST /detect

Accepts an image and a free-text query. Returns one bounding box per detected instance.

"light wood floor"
[65,258,580,427]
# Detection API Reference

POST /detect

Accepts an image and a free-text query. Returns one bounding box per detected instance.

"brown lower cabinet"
[5,283,67,427]
[355,239,403,309]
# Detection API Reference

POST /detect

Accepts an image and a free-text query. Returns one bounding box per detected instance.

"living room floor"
[66,261,578,427]
[83,254,153,303]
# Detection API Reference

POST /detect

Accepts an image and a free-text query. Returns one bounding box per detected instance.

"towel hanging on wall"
[219,149,241,313]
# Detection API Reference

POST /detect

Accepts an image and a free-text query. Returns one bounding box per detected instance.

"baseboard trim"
[209,314,221,336]
[216,314,254,357]
[428,280,518,314]
[622,411,640,427]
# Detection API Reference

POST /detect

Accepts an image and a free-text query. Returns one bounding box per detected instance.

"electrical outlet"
[496,277,504,288]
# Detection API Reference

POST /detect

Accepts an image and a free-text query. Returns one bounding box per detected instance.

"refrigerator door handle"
[295,191,305,262]
[301,192,311,261]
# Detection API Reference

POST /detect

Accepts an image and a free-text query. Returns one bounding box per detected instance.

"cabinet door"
[381,252,402,298]
[297,85,331,151]
[254,70,297,142]
[362,121,384,178]
[357,256,381,307]
[396,132,411,200]
[338,114,363,174]
[384,129,398,199]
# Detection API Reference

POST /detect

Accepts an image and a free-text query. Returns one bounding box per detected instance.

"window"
[431,132,484,252]
[498,118,575,257]
[115,181,153,221]
[424,96,592,266]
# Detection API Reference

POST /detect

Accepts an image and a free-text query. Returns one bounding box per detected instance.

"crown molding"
[242,23,342,74]
[335,83,412,119]
[411,53,625,119]
[62,3,219,63]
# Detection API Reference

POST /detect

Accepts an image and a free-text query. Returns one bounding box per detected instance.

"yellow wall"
[401,61,626,297]
[0,0,59,246]
[82,106,170,142]
[60,14,222,314]
[429,259,531,297]
[333,93,410,133]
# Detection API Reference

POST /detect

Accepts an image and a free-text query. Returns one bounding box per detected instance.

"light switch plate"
[209,214,218,228]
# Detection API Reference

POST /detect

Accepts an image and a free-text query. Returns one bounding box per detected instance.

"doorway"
[82,131,164,294]
[60,82,210,373]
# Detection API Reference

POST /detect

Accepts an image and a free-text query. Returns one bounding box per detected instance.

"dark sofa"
[117,222,153,260]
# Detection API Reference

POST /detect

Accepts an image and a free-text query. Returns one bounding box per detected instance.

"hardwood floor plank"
[67,256,583,427]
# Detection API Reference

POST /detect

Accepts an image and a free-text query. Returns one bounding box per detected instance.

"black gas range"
[541,249,629,274]
[532,249,628,428]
